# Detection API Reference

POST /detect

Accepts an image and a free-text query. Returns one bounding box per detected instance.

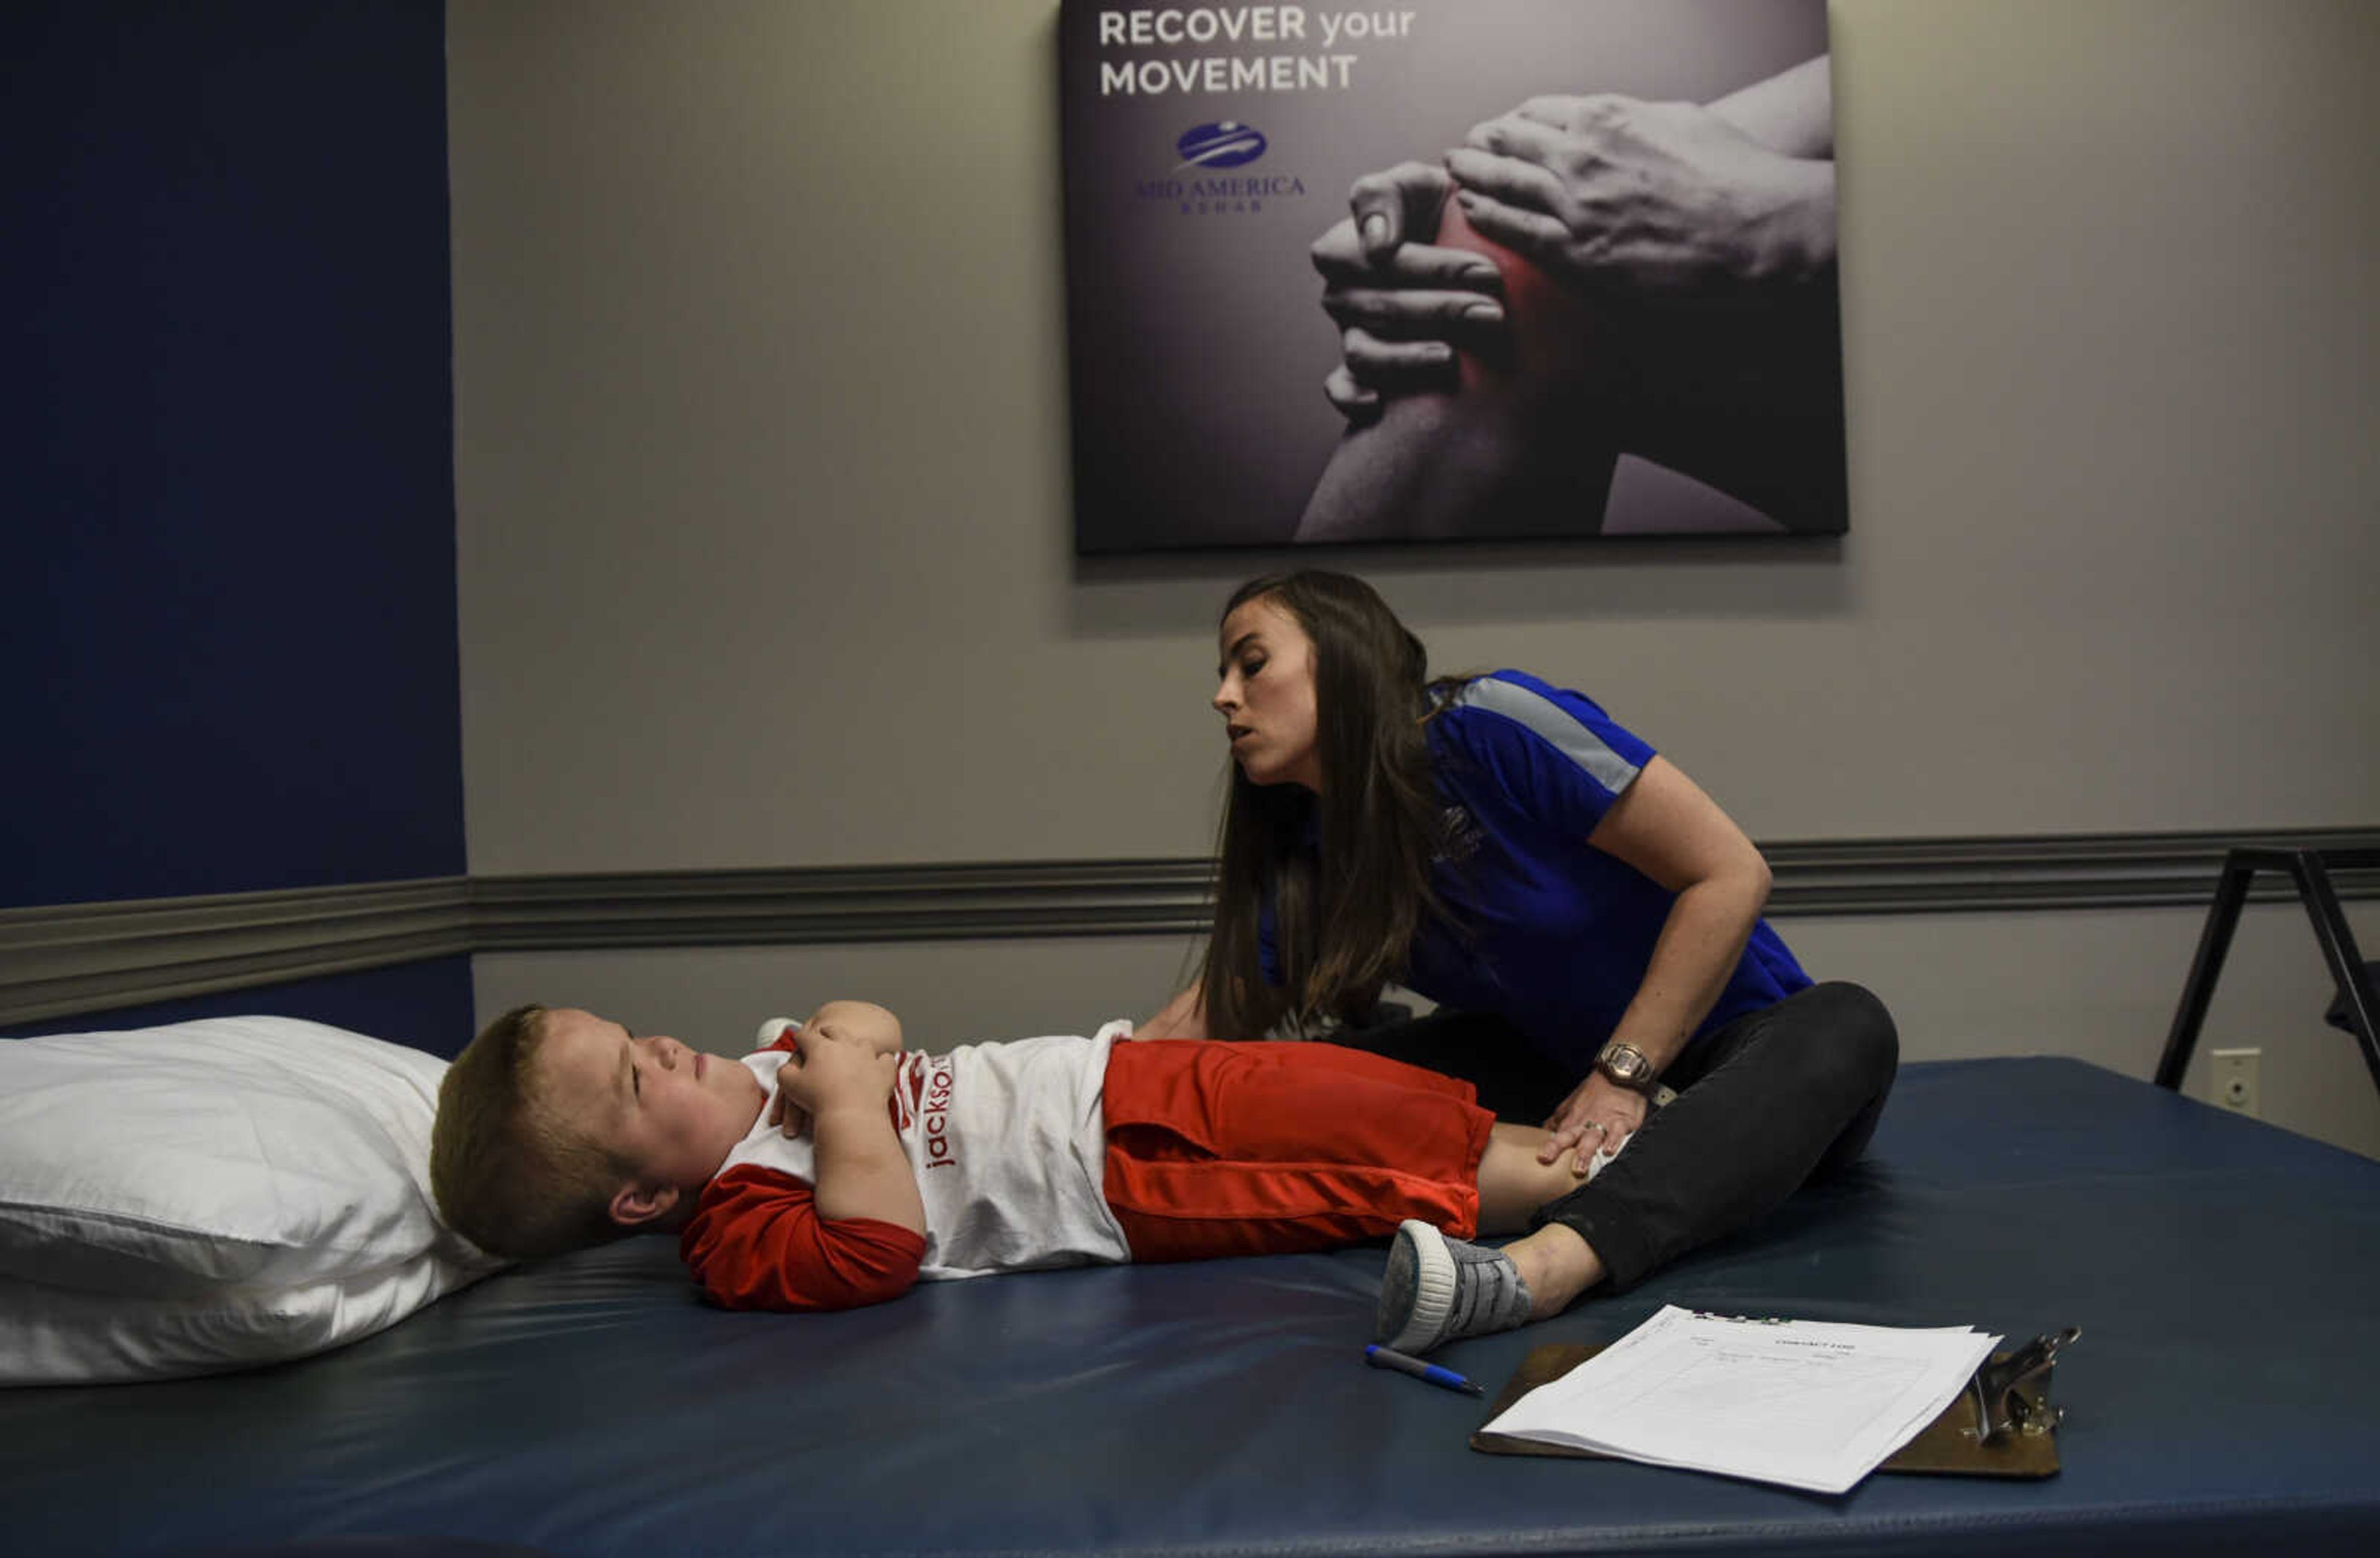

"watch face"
[1602,1045,1650,1084]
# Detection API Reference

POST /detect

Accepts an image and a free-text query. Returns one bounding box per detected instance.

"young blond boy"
[430,1001,1615,1351]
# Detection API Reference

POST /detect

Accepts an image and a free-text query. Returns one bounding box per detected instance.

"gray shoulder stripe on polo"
[1452,678,1641,794]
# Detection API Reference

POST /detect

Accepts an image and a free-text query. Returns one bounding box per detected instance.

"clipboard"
[1470,1327,2075,1479]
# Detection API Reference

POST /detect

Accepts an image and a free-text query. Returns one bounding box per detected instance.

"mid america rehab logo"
[1137,121,1306,215]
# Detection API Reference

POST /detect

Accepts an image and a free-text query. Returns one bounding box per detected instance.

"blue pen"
[1365,1343,1486,1397]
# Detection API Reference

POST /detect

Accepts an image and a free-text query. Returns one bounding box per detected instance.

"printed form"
[1482,1306,2000,1494]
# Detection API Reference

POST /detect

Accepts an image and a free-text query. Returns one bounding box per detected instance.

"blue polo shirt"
[1261,670,1810,1069]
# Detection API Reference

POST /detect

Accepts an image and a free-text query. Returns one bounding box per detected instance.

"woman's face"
[1214,596,1323,792]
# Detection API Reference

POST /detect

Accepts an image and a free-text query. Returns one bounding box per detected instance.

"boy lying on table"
[430,1001,1623,1353]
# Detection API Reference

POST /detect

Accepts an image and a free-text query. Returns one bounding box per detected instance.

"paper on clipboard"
[1479,1306,2001,1495]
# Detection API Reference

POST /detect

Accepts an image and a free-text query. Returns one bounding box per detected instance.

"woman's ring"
[1584,1122,1607,1135]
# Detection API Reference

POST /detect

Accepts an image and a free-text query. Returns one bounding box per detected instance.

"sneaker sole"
[1378,1219,1458,1354]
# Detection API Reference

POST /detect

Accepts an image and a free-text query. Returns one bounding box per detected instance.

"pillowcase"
[0,1016,505,1384]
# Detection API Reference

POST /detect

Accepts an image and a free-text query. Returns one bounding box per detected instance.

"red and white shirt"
[679,1022,1132,1311]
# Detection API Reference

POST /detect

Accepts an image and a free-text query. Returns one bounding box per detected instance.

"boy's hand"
[764,1085,812,1140]
[791,1018,926,1236]
[802,999,906,1056]
[774,1019,899,1133]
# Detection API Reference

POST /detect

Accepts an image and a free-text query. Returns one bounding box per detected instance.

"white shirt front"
[715,1023,1132,1279]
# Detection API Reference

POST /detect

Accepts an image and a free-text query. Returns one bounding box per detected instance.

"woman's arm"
[1536,755,1773,1171]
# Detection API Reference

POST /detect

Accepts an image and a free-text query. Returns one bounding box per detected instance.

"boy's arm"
[778,1020,926,1234]
[681,1167,926,1311]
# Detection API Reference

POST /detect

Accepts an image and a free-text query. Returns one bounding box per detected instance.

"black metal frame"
[2155,846,2380,1095]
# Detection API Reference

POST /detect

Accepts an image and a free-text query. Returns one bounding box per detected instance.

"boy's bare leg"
[1474,1123,1610,1319]
[1503,1223,1603,1319]
[1476,1122,1589,1232]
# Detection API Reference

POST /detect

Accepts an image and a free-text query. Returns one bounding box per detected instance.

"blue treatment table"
[8,1058,2379,1556]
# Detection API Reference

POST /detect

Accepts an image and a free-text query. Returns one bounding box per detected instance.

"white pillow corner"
[0,1013,505,1385]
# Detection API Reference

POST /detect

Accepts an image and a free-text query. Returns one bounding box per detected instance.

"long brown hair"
[1197,571,1454,1038]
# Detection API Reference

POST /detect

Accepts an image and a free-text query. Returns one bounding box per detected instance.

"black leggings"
[1338,981,1899,1290]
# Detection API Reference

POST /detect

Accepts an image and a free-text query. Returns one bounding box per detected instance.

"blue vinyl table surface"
[7,1058,2379,1557]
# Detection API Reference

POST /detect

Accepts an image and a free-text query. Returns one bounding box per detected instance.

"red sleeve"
[679,1163,927,1312]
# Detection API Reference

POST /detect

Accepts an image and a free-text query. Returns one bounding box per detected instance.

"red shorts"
[1099,1039,1496,1263]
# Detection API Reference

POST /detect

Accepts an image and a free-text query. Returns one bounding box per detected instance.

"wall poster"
[1059,1,1843,554]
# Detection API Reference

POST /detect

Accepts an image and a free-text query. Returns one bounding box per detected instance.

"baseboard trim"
[0,878,475,1025]
[469,859,1214,950]
[5,828,2374,1024]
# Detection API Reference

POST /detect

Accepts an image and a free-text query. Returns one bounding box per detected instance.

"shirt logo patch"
[1437,805,1483,864]
[919,1055,958,1172]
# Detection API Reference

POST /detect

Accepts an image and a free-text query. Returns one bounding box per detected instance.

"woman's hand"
[1445,94,1835,304]
[1540,1071,1649,1176]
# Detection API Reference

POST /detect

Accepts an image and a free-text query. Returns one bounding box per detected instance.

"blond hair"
[430,1004,633,1260]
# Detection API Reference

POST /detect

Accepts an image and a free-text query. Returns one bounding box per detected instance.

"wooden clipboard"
[1469,1341,2063,1478]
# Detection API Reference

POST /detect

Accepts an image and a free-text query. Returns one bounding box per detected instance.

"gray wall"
[451,1,2380,1154]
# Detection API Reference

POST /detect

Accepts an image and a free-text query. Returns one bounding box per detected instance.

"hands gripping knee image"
[1298,55,1846,542]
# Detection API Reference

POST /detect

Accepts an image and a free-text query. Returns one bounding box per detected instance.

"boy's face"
[533,1009,766,1221]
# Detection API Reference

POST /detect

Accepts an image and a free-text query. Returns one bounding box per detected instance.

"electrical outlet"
[2210,1047,2261,1118]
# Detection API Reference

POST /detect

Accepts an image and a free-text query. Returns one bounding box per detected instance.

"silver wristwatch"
[1593,1041,1659,1092]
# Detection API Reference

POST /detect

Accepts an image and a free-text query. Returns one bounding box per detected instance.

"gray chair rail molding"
[5,828,2377,1025]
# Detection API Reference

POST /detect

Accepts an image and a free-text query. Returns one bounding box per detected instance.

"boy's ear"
[608,1178,683,1231]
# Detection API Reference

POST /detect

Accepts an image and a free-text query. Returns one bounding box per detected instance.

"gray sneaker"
[1375,1219,1535,1355]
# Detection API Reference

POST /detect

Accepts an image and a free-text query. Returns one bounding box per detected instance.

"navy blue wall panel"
[0,957,480,1058]
[1,0,463,910]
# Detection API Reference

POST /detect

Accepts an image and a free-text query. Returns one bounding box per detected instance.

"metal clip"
[1966,1326,2080,1441]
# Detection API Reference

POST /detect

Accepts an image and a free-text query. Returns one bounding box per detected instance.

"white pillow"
[0,1016,505,1384]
